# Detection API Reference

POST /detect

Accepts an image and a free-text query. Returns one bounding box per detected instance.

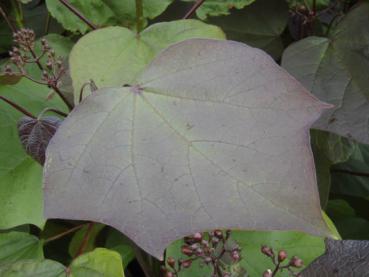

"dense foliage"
[0,0,368,276]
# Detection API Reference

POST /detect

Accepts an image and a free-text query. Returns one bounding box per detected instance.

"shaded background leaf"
[207,0,289,60]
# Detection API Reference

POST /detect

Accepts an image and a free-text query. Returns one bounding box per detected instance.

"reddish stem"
[74,222,94,258]
[183,0,206,19]
[0,95,36,118]
[58,0,97,30]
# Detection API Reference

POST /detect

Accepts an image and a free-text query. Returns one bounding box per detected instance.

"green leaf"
[182,0,256,19]
[326,199,369,240]
[45,0,116,34]
[0,232,43,264]
[69,224,105,257]
[69,19,225,103]
[45,39,330,258]
[45,0,173,33]
[0,259,66,277]
[69,248,124,277]
[105,229,135,269]
[207,0,289,59]
[310,130,356,207]
[166,231,325,276]
[101,0,173,29]
[0,34,72,229]
[282,2,369,144]
[331,143,369,199]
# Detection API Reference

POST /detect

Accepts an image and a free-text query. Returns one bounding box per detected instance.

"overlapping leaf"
[182,0,256,19]
[282,2,369,144]
[167,231,325,276]
[44,39,330,258]
[69,20,225,103]
[0,35,72,229]
[207,0,289,59]
[46,0,173,33]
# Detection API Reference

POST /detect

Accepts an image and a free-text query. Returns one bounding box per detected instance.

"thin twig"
[58,0,97,30]
[135,0,144,33]
[27,47,73,110]
[0,6,16,32]
[44,224,86,244]
[37,107,68,119]
[74,222,94,258]
[331,169,369,178]
[183,0,206,19]
[0,95,36,118]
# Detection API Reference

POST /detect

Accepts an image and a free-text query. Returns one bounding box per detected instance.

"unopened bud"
[181,245,193,256]
[289,256,303,268]
[181,259,192,268]
[165,271,174,277]
[166,257,175,268]
[193,232,202,241]
[231,250,240,262]
[261,246,274,257]
[278,250,287,263]
[214,229,223,239]
[262,269,273,277]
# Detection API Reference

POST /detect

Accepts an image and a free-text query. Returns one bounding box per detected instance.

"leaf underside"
[44,39,330,258]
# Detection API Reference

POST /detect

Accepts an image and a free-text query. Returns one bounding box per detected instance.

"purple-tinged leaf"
[44,39,331,258]
[18,116,62,165]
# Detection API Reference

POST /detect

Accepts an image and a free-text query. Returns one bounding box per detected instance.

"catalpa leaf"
[18,116,62,165]
[44,39,331,258]
[69,20,225,104]
[282,2,369,144]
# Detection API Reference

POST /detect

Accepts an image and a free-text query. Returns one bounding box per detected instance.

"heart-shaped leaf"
[44,39,330,258]
[0,259,66,277]
[69,20,225,103]
[18,116,62,165]
[69,248,124,277]
[0,232,43,264]
[282,2,369,144]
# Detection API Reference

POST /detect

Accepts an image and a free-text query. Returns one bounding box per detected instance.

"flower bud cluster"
[261,245,303,277]
[162,230,242,277]
[2,28,65,89]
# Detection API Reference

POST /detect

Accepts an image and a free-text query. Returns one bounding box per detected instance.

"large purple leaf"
[44,39,331,258]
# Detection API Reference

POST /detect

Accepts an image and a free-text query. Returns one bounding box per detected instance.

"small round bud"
[46,61,53,70]
[166,257,175,268]
[289,256,303,268]
[181,245,193,256]
[165,271,174,277]
[211,237,219,244]
[223,273,231,277]
[262,269,273,277]
[193,232,202,241]
[201,240,209,247]
[261,246,274,257]
[181,259,192,268]
[278,250,287,263]
[204,257,212,264]
[190,243,199,250]
[195,248,203,255]
[214,230,223,239]
[231,250,240,262]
